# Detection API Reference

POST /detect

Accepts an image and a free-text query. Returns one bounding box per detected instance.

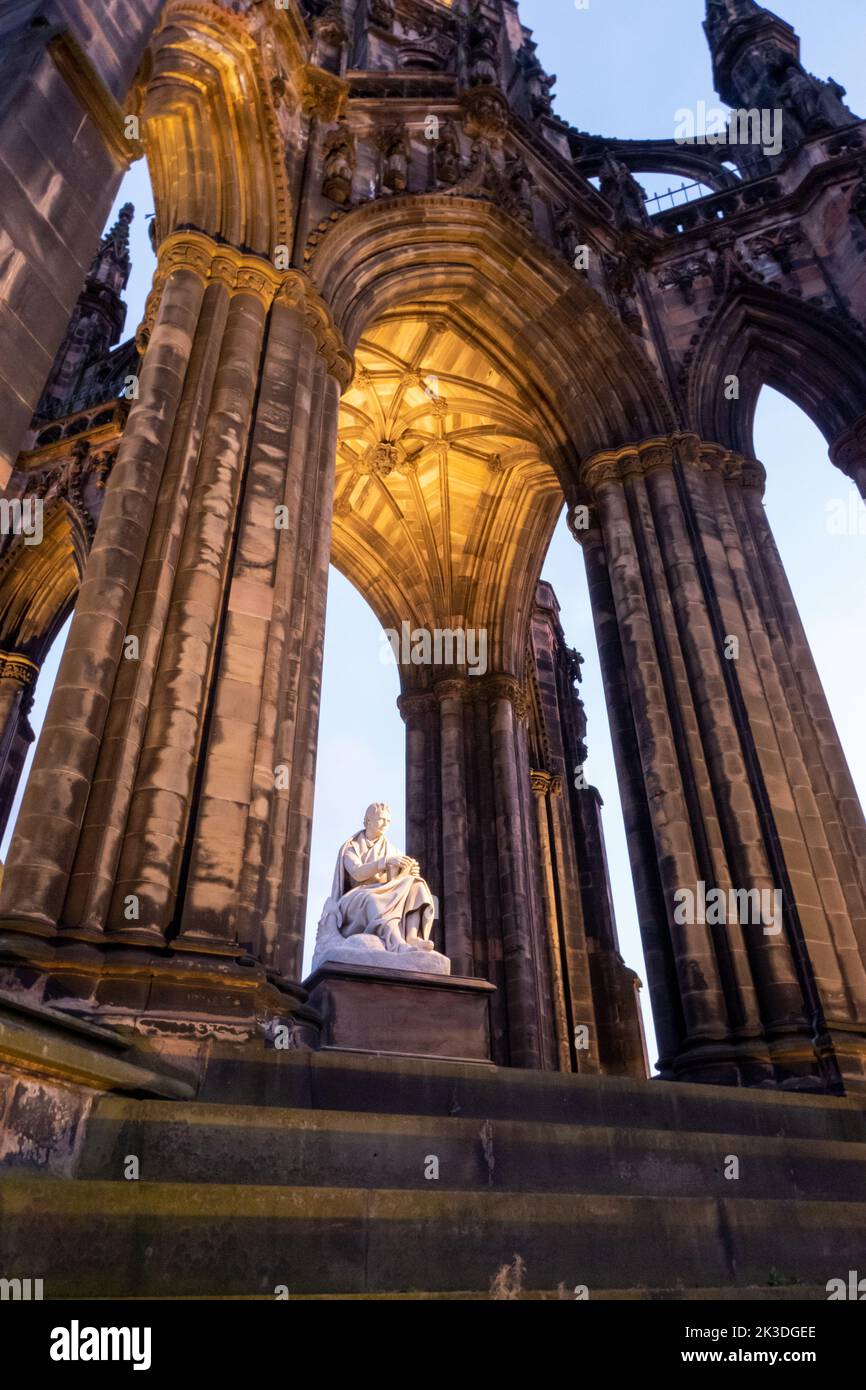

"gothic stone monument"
[1,0,866,1299]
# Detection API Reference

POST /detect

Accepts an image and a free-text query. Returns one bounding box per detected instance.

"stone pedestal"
[304,964,496,1064]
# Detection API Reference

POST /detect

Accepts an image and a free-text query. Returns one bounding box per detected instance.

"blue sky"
[7,0,866,1072]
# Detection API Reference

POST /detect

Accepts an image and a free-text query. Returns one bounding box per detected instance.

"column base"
[669,1028,866,1095]
[304,963,496,1064]
[0,934,322,1078]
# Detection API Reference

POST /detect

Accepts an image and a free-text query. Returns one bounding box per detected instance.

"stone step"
[196,1048,866,1146]
[77,1097,866,1203]
[0,1179,860,1298]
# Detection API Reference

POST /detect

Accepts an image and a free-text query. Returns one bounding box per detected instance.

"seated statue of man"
[312,802,449,974]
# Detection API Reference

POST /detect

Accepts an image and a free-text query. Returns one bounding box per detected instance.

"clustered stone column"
[529,770,572,1071]
[571,432,866,1092]
[527,584,644,1077]
[0,653,38,840]
[0,231,350,1040]
[400,673,562,1069]
[435,679,474,976]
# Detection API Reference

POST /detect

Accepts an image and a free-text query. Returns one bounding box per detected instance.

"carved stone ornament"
[322,119,356,204]
[460,86,509,145]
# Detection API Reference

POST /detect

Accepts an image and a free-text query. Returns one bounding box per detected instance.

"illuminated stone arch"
[309,192,673,470]
[142,0,300,254]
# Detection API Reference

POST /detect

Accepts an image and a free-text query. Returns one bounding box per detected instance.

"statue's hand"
[397,856,417,875]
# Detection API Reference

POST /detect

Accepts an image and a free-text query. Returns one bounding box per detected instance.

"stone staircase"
[1,1052,865,1299]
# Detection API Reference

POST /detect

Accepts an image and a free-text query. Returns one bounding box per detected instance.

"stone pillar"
[398,673,553,1068]
[0,654,38,841]
[0,248,211,938]
[530,771,572,1071]
[546,779,610,1075]
[737,481,866,916]
[108,277,270,945]
[0,231,351,1050]
[398,691,442,937]
[485,675,550,1068]
[229,293,343,979]
[574,432,866,1094]
[573,784,648,1079]
[528,586,633,1075]
[467,685,503,1035]
[434,679,474,975]
[575,510,686,1076]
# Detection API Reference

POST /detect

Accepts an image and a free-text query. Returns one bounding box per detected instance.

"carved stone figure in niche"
[779,64,823,133]
[460,86,509,145]
[657,257,711,306]
[598,151,650,229]
[779,62,854,134]
[850,179,866,233]
[505,152,533,221]
[819,76,855,127]
[515,45,556,119]
[554,208,588,269]
[314,0,347,45]
[368,0,394,31]
[398,19,453,73]
[380,125,410,193]
[603,251,643,334]
[310,1,348,75]
[313,802,448,975]
[434,120,463,185]
[467,9,500,88]
[322,119,355,204]
[566,647,589,767]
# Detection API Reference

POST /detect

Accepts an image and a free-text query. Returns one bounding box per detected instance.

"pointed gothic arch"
[308,192,674,475]
[688,282,866,460]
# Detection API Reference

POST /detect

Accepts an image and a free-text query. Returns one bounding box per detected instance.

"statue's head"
[364,802,391,838]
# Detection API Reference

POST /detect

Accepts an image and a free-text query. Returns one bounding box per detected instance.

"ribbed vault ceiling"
[331,310,564,681]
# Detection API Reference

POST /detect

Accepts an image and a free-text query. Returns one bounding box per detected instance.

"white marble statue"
[312,802,450,975]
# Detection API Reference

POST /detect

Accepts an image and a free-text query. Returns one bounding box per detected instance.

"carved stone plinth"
[304,964,496,1064]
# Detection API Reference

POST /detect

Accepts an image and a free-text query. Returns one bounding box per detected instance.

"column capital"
[530,769,552,797]
[433,677,471,704]
[577,433,766,497]
[578,437,675,493]
[0,652,39,687]
[397,691,438,722]
[830,415,866,498]
[480,673,529,720]
[141,232,354,390]
[566,495,599,546]
[530,769,563,798]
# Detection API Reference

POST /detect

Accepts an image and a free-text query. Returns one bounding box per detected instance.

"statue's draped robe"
[318,831,434,947]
